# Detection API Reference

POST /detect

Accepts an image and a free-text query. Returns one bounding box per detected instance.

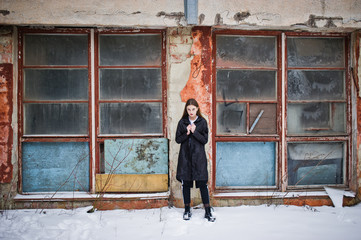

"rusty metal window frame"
[18,28,93,193]
[285,32,351,190]
[18,28,168,193]
[212,30,352,192]
[212,30,283,191]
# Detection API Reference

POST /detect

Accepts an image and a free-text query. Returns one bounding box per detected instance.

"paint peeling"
[0,63,13,183]
[180,27,212,117]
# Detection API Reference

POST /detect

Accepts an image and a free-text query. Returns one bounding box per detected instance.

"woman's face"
[186,104,199,119]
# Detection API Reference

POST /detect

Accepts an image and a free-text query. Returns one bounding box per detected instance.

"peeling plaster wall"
[168,27,213,207]
[0,0,361,29]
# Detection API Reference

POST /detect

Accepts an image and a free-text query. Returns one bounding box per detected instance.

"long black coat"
[175,116,209,182]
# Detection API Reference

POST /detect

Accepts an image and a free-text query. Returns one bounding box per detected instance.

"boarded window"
[22,142,90,192]
[216,142,276,187]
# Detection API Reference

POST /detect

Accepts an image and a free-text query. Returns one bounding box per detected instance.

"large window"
[19,28,167,193]
[213,30,350,191]
[286,34,349,188]
[214,31,281,189]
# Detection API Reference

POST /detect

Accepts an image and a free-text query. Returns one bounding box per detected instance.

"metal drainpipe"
[184,0,198,25]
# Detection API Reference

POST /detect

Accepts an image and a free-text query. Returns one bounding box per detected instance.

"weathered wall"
[168,26,213,207]
[0,0,360,29]
[0,0,361,209]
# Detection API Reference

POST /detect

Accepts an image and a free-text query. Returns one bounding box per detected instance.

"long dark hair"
[181,98,204,119]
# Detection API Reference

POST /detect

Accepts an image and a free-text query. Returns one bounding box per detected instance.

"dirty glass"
[99,102,162,135]
[287,37,344,68]
[287,142,344,186]
[249,104,277,134]
[24,34,88,66]
[24,103,88,135]
[287,103,346,135]
[217,103,246,135]
[216,35,276,68]
[24,69,88,101]
[99,34,162,66]
[99,68,162,100]
[216,142,276,187]
[216,70,277,101]
[288,70,345,101]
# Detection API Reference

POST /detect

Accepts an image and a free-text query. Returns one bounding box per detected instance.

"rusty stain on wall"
[0,63,13,183]
[180,26,212,117]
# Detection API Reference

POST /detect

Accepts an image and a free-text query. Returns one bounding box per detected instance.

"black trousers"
[182,180,210,206]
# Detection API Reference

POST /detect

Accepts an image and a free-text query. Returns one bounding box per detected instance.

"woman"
[175,98,215,222]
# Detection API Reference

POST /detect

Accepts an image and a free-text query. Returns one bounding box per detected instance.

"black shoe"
[183,206,192,220]
[205,207,216,222]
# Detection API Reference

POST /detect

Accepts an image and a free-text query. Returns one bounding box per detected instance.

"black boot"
[183,206,192,220]
[205,207,216,222]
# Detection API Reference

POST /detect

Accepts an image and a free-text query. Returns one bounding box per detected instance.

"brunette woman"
[175,98,215,222]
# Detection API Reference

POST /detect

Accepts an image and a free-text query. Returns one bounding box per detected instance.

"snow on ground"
[1,203,361,240]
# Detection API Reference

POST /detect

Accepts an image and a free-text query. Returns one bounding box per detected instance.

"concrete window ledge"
[14,191,170,201]
[214,190,355,199]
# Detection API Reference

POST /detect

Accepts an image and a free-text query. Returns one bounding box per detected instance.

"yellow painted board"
[96,174,168,193]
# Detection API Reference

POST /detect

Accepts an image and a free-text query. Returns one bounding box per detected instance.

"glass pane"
[249,104,277,134]
[22,142,89,192]
[100,102,162,135]
[24,34,88,66]
[217,103,246,135]
[216,70,276,101]
[287,103,346,135]
[99,68,162,100]
[24,103,88,135]
[216,35,276,68]
[288,70,345,101]
[288,142,344,186]
[287,37,344,68]
[216,142,276,187]
[99,34,162,66]
[24,69,88,101]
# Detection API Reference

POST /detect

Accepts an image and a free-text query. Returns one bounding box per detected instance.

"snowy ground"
[1,203,361,240]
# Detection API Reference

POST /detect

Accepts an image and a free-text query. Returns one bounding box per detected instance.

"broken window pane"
[288,70,345,101]
[287,142,344,186]
[99,34,162,66]
[216,70,277,101]
[24,103,88,135]
[100,102,162,135]
[216,142,276,187]
[24,69,88,101]
[287,103,346,135]
[217,103,246,135]
[24,34,88,66]
[99,68,162,100]
[216,35,276,68]
[287,37,344,68]
[249,104,277,134]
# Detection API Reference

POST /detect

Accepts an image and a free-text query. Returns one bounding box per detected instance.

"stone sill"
[213,190,356,199]
[14,191,170,202]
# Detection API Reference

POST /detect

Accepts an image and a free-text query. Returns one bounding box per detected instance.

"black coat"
[175,116,209,182]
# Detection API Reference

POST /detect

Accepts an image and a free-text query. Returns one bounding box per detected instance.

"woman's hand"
[190,123,196,133]
[187,124,192,135]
